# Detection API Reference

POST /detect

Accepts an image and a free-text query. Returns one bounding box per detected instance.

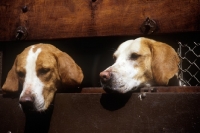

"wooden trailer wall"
[1,87,200,133]
[0,0,200,133]
[0,0,199,41]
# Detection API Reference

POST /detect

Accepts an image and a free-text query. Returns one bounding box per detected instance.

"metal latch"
[140,87,156,93]
[138,86,156,100]
[15,26,28,40]
[140,17,157,35]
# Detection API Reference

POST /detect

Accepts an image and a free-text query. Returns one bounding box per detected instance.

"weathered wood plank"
[0,0,200,40]
[1,87,200,133]
[49,92,200,133]
[0,95,25,133]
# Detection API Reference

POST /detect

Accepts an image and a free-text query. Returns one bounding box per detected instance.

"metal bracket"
[140,87,156,93]
[15,26,28,40]
[140,17,157,35]
[138,87,156,100]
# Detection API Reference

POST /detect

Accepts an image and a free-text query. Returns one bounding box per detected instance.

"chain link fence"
[177,41,200,86]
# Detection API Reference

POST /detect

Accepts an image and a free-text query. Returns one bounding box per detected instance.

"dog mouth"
[103,85,139,94]
[101,82,127,93]
[19,101,35,112]
[19,96,45,112]
[20,101,46,112]
[103,86,120,93]
[100,72,132,93]
[100,78,140,93]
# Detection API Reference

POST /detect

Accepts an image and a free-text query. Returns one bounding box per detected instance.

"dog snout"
[19,93,35,110]
[100,70,111,83]
[19,94,34,104]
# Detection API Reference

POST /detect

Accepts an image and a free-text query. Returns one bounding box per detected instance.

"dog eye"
[17,71,25,78]
[130,53,140,60]
[38,68,50,75]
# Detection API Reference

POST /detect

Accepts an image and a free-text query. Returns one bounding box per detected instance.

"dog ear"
[2,58,19,93]
[56,52,83,88]
[150,41,180,85]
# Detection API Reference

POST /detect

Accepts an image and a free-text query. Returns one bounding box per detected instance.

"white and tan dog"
[2,44,83,111]
[100,37,180,93]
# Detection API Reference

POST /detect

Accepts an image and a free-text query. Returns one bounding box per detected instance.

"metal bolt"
[15,26,28,40]
[140,17,157,35]
[22,5,28,13]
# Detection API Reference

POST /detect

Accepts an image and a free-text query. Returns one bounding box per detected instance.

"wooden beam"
[0,0,199,41]
[1,87,200,133]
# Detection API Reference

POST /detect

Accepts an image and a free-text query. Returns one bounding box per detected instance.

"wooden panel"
[49,91,200,133]
[0,0,199,41]
[0,87,200,133]
[0,95,25,133]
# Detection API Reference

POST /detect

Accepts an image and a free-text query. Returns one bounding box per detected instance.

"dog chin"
[19,101,46,112]
[103,85,138,94]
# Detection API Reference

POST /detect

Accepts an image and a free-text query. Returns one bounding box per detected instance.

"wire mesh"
[177,41,200,86]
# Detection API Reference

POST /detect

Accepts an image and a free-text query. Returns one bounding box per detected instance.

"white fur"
[102,39,142,93]
[19,46,45,111]
[101,37,180,93]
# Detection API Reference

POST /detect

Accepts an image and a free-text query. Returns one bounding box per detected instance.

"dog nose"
[100,71,111,82]
[19,94,34,109]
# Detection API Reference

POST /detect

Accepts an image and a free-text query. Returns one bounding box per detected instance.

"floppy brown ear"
[57,52,84,87]
[2,58,19,92]
[150,41,180,85]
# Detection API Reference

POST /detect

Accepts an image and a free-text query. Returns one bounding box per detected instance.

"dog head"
[2,44,83,111]
[100,37,180,93]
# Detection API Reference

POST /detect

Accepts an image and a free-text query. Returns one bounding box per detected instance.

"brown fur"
[141,38,180,85]
[2,44,84,110]
[2,59,19,92]
[100,37,180,93]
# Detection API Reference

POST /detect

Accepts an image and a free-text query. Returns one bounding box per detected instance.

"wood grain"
[0,0,200,41]
[0,87,200,132]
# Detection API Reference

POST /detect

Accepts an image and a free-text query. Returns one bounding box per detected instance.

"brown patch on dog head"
[33,44,83,109]
[2,58,19,93]
[131,39,153,84]
[142,38,180,85]
[2,46,33,93]
[35,46,59,109]
[56,51,84,87]
[34,44,84,88]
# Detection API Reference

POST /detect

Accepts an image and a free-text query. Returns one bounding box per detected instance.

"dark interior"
[1,32,199,88]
